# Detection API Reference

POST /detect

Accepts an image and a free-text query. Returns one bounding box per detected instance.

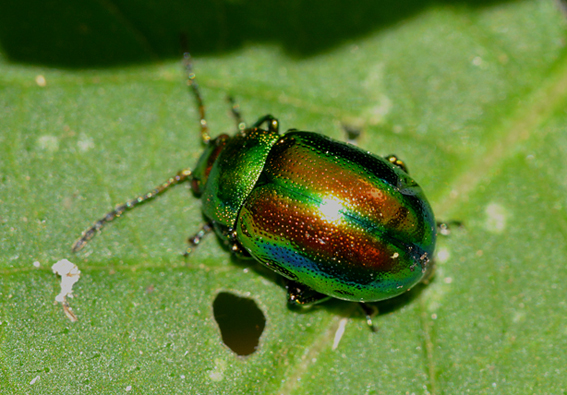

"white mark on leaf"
[332,318,348,351]
[51,259,81,322]
[209,358,226,382]
[37,135,59,152]
[484,203,508,233]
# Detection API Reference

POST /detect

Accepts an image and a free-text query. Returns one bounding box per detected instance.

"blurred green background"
[1,0,517,66]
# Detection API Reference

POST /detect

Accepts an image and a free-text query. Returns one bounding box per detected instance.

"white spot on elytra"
[332,318,348,350]
[319,195,345,223]
[37,135,59,152]
[30,375,40,385]
[51,259,81,322]
[484,203,508,233]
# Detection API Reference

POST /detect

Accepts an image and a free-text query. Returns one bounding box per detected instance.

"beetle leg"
[226,228,252,258]
[285,279,331,305]
[229,243,251,258]
[227,96,246,133]
[385,154,409,173]
[252,115,279,133]
[209,224,252,258]
[184,222,214,256]
[72,169,193,252]
[359,303,378,333]
[183,52,211,144]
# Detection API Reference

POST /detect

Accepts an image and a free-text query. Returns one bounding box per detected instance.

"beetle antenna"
[183,52,211,144]
[227,95,246,133]
[72,169,193,252]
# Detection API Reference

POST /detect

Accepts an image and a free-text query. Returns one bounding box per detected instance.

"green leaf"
[2,0,567,393]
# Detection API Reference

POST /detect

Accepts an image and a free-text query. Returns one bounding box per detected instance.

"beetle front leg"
[252,115,279,133]
[227,229,252,258]
[184,222,214,256]
[211,224,252,259]
[285,279,331,305]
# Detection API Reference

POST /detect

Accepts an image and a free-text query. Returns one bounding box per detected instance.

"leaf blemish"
[484,203,508,233]
[332,318,348,350]
[51,259,81,322]
[36,135,59,152]
[208,358,226,382]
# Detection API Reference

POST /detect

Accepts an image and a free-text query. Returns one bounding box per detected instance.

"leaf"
[1,0,567,393]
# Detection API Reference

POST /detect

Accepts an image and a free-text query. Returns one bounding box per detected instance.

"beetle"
[73,54,437,326]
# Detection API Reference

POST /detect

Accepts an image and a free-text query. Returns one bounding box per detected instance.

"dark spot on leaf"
[213,292,266,356]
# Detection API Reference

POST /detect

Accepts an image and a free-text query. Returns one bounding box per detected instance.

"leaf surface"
[1,1,567,393]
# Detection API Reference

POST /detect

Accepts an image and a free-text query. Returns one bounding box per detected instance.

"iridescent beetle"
[73,54,437,326]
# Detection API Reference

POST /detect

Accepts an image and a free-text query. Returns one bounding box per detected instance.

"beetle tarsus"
[359,303,378,333]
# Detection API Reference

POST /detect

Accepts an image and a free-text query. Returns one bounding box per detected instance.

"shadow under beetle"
[73,54,437,328]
